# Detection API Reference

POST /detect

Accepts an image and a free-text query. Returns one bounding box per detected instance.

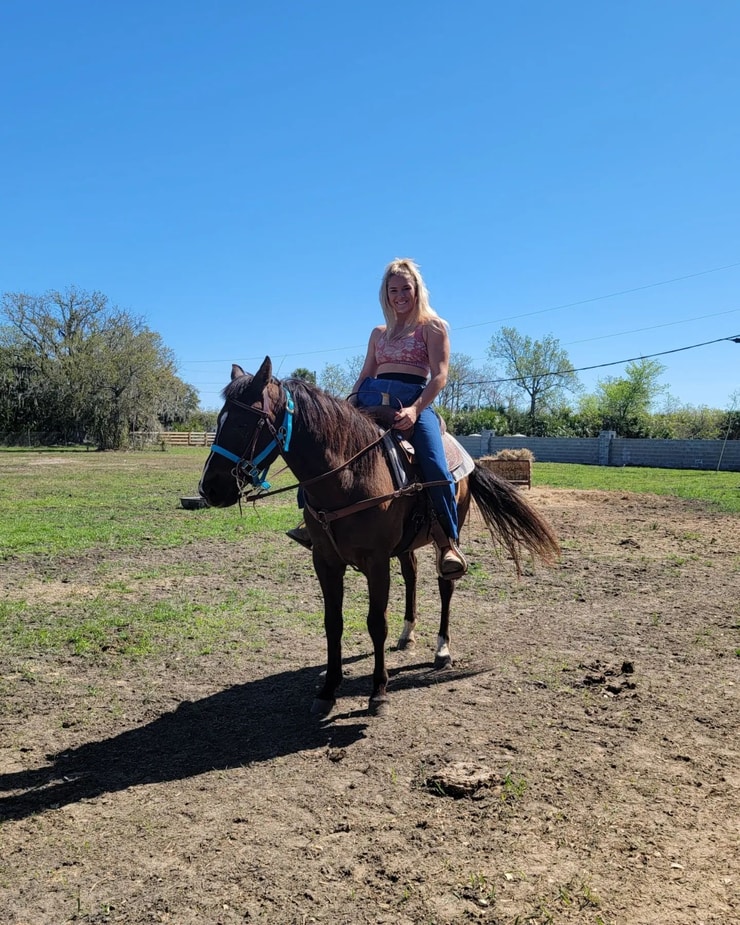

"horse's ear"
[253,356,272,388]
[231,364,246,380]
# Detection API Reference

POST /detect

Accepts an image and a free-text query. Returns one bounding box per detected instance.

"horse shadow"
[0,661,368,822]
[0,653,491,822]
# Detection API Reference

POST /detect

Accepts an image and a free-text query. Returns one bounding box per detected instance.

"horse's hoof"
[311,697,335,716]
[434,654,453,671]
[369,696,390,717]
[397,621,417,650]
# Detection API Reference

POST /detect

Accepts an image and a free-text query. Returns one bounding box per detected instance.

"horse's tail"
[468,463,560,574]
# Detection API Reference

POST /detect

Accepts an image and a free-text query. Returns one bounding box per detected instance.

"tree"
[723,389,740,440]
[442,407,509,436]
[437,353,503,414]
[583,358,667,436]
[650,403,725,439]
[487,327,580,434]
[319,355,364,397]
[290,367,317,384]
[1,286,196,448]
[0,334,42,436]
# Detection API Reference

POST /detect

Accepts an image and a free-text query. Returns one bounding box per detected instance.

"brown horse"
[198,357,559,715]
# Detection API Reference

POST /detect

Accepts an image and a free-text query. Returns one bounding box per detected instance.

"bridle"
[208,378,393,504]
[210,383,295,494]
[208,379,450,559]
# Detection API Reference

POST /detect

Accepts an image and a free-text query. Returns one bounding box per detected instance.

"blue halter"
[210,386,295,491]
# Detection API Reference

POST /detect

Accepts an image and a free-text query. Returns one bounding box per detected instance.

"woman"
[289,257,466,579]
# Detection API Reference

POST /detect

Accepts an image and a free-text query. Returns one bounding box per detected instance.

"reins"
[302,479,451,524]
[210,378,452,561]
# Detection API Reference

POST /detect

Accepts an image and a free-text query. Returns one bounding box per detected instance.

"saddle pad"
[443,433,475,483]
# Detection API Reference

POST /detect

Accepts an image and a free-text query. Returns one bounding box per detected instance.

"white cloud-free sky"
[2,0,739,410]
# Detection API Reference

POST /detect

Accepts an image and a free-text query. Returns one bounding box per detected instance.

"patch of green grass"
[501,772,528,804]
[0,447,298,558]
[0,588,281,660]
[535,462,740,513]
[1,449,736,670]
[667,554,688,568]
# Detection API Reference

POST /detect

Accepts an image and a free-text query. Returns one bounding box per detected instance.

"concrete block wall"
[456,431,740,471]
[609,437,740,471]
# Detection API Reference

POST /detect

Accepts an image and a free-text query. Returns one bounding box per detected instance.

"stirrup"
[286,525,313,550]
[435,541,467,580]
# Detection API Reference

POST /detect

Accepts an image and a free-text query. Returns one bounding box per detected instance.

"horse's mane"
[224,373,382,477]
[283,377,381,471]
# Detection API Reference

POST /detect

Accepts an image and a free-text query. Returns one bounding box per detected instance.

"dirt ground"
[1,487,738,925]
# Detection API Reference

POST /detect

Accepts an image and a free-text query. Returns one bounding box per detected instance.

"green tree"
[319,355,364,397]
[1,287,196,448]
[487,327,580,434]
[583,358,667,437]
[437,353,503,414]
[289,367,317,384]
[442,407,509,436]
[650,403,725,439]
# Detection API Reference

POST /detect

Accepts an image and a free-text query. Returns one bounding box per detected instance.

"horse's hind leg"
[396,551,418,650]
[312,556,347,715]
[434,576,455,670]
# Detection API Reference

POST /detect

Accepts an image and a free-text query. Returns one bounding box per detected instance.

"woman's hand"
[394,404,419,431]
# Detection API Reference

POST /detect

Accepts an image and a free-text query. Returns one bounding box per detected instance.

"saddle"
[358,404,475,491]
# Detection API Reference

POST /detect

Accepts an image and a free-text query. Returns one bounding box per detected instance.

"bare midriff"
[375,362,429,379]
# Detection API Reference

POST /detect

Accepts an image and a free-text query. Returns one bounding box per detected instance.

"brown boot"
[286,525,313,550]
[435,540,467,580]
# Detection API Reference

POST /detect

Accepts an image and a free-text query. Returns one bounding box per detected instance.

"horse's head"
[199,356,284,508]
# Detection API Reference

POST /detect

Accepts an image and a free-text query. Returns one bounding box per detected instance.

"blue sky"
[2,0,739,411]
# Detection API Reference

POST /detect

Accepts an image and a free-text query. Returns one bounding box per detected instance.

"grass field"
[0,446,298,559]
[1,448,737,563]
[1,446,736,664]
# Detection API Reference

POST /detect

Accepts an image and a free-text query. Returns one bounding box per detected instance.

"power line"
[191,332,739,391]
[563,307,740,347]
[454,260,740,332]
[178,260,740,365]
[464,334,740,386]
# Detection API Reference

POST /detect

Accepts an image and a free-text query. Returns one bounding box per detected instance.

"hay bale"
[491,447,535,461]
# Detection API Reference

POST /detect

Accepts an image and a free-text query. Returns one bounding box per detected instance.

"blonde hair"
[379,257,441,331]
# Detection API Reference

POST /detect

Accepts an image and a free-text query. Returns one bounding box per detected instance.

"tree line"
[304,326,739,441]
[1,287,198,449]
[2,287,737,449]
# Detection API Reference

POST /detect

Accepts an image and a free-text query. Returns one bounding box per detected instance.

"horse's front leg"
[434,576,456,670]
[312,554,347,715]
[396,551,418,650]
[365,558,391,714]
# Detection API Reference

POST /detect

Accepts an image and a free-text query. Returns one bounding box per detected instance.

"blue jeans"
[356,377,458,540]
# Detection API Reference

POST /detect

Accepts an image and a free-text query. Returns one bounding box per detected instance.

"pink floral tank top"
[375,324,430,376]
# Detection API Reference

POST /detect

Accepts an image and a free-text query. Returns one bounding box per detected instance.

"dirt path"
[1,488,738,924]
